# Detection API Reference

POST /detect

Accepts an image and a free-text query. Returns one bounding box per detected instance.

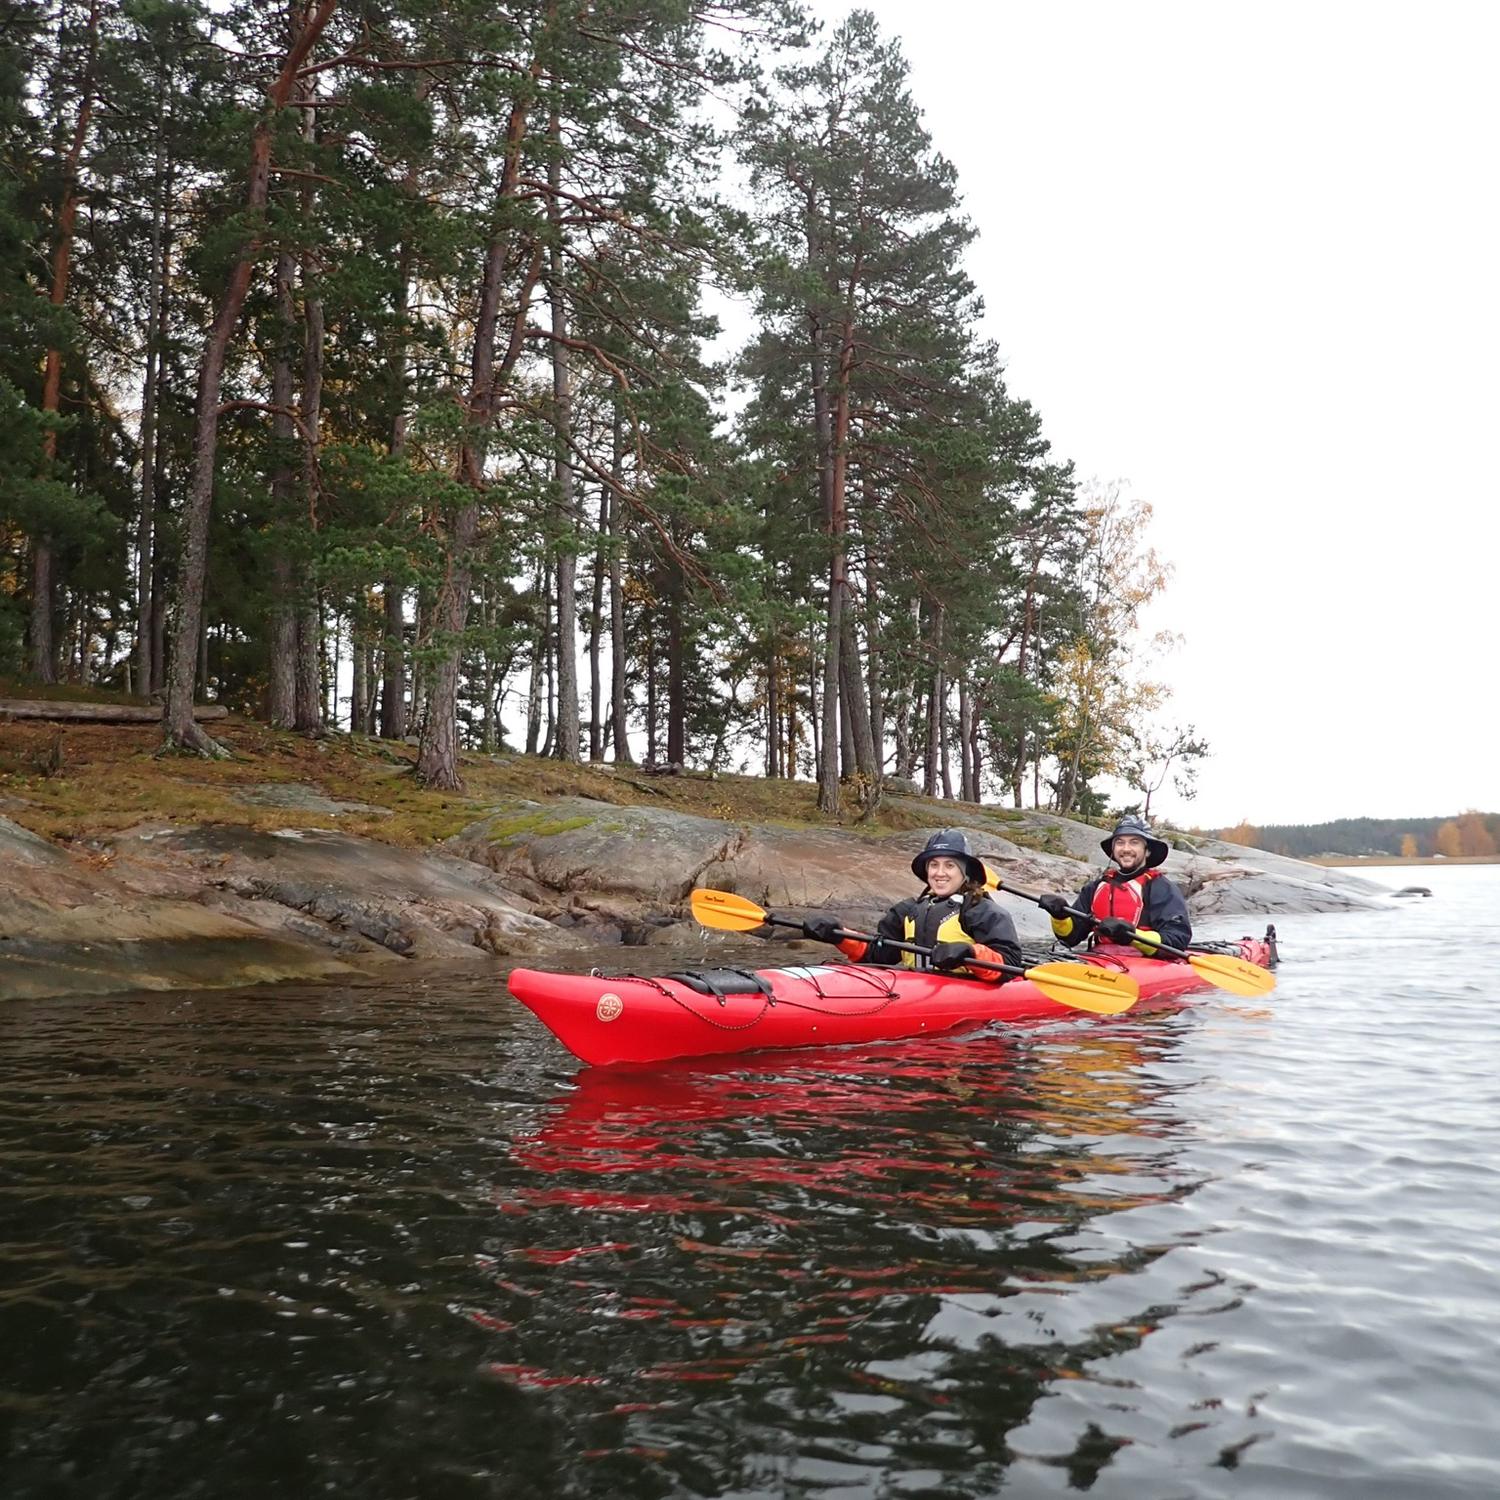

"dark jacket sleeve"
[1143,877,1192,950]
[855,899,912,965]
[961,896,1023,971]
[1053,881,1098,948]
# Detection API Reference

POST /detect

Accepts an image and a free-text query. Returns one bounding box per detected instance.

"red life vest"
[1090,869,1160,925]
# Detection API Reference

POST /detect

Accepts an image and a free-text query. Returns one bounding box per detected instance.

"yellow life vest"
[900,906,973,969]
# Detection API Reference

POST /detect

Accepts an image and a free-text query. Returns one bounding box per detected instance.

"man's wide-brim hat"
[912,829,986,884]
[1100,815,1170,869]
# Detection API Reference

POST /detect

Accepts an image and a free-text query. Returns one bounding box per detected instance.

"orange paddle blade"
[689,887,772,932]
[1187,951,1277,996]
[1023,961,1139,1015]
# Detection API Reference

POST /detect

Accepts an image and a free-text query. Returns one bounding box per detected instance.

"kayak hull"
[507,940,1274,1067]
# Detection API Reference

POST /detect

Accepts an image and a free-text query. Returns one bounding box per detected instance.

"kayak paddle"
[997,880,1277,997]
[688,887,1140,1015]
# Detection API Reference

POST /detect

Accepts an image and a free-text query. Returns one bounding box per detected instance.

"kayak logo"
[596,993,624,1022]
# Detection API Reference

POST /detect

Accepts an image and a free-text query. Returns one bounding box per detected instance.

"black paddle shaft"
[764,912,1022,979]
[1003,882,1191,962]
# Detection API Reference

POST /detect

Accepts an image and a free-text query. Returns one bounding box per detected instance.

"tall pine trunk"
[378,82,426,744]
[150,551,166,695]
[292,90,324,735]
[808,629,820,774]
[322,611,337,725]
[588,488,606,760]
[841,608,877,779]
[812,373,840,809]
[784,668,798,781]
[923,602,944,797]
[351,612,367,734]
[940,706,953,799]
[547,113,579,762]
[666,563,685,767]
[607,408,632,763]
[765,637,779,779]
[1010,581,1036,807]
[865,554,884,773]
[819,323,857,812]
[525,564,549,755]
[164,0,337,754]
[293,339,324,730]
[268,250,299,727]
[29,546,54,685]
[136,112,170,698]
[539,621,556,758]
[380,583,407,739]
[838,676,854,781]
[480,584,496,752]
[806,199,838,809]
[958,675,976,802]
[420,500,478,780]
[894,596,919,782]
[644,616,658,765]
[32,0,100,684]
[408,591,426,729]
[415,32,546,789]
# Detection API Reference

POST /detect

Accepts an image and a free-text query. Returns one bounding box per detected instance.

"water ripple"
[2,866,1499,1497]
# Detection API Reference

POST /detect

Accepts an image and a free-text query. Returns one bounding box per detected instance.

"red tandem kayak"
[507,937,1276,1067]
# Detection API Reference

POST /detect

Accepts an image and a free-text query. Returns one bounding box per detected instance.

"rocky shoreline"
[0,794,1393,1002]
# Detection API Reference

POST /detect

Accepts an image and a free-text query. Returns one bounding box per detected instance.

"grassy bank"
[0,709,1037,850]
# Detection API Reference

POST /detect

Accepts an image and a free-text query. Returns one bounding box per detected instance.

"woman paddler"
[799,829,1023,981]
[1039,814,1192,954]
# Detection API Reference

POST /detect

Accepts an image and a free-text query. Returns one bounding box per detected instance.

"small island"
[1,711,1391,1003]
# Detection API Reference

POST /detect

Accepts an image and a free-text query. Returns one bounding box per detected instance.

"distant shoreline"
[1307,854,1500,867]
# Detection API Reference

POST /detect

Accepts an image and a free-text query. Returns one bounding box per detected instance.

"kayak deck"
[507,939,1274,1067]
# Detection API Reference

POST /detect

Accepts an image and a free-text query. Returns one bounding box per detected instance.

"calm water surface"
[3,865,1499,1499]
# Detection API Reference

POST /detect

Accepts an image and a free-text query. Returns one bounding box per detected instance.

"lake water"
[3,864,1499,1498]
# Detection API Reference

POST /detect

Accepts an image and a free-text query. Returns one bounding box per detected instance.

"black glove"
[1095,918,1134,944]
[1038,893,1070,920]
[801,915,843,945]
[929,940,975,971]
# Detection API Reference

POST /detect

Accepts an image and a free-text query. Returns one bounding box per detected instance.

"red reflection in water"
[483,1363,606,1389]
[516,1241,635,1264]
[518,1033,1020,1159]
[505,1029,1181,1225]
[478,1027,1181,1397]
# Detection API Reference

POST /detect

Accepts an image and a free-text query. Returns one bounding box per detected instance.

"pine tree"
[739,11,1028,810]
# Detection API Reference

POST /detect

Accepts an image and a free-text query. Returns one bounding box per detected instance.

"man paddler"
[1040,814,1192,955]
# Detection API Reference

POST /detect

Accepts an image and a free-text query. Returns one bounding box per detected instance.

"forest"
[2,0,1197,818]
[1218,813,1500,860]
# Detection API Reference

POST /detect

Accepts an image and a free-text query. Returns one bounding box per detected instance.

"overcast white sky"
[798,0,1499,828]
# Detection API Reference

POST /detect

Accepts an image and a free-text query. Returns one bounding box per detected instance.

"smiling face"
[1111,834,1148,872]
[924,855,966,898]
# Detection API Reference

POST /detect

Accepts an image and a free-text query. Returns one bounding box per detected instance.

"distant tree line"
[1217,813,1500,859]
[3,0,1192,817]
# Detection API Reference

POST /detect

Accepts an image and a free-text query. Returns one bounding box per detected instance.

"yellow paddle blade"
[689,887,771,932]
[1024,961,1140,1015]
[1187,951,1277,996]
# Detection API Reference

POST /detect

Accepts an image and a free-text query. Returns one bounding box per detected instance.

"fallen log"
[0,699,229,723]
